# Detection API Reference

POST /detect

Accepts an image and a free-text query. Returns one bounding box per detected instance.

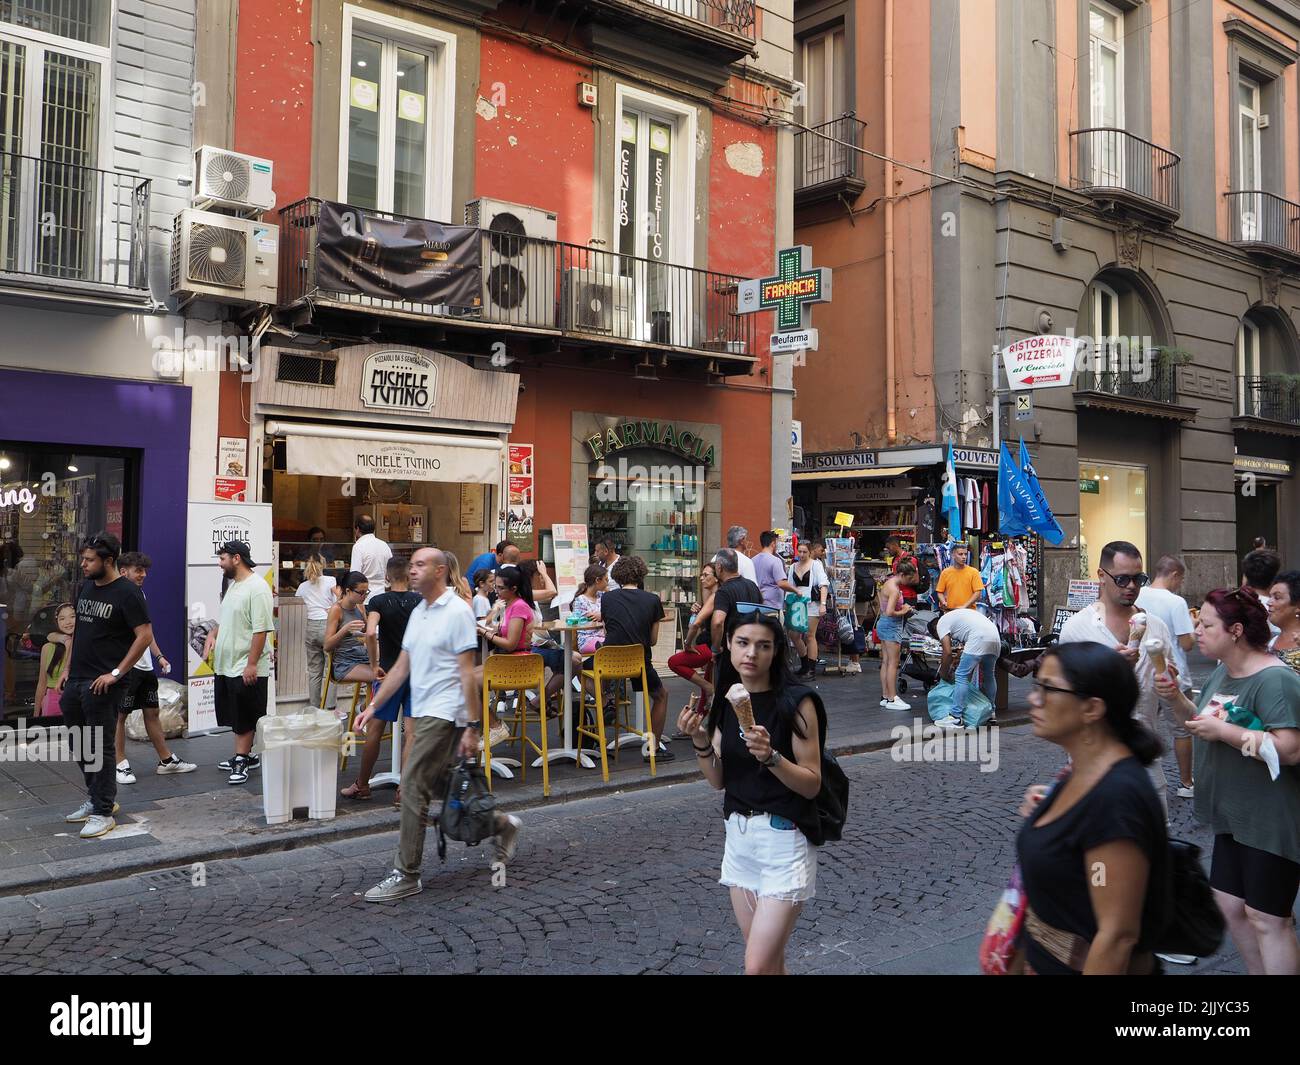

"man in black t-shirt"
[349,557,422,796]
[62,532,153,839]
[709,547,764,720]
[587,556,670,761]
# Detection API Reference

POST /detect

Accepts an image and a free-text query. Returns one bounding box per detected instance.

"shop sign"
[791,420,802,464]
[285,435,499,484]
[1067,580,1100,610]
[1001,335,1082,390]
[1079,478,1100,494]
[218,436,247,479]
[1051,607,1077,634]
[771,329,818,354]
[819,477,911,503]
[949,446,1000,469]
[1234,455,1292,476]
[361,350,439,413]
[738,245,832,331]
[794,449,879,473]
[0,486,36,513]
[508,444,535,553]
[584,420,717,467]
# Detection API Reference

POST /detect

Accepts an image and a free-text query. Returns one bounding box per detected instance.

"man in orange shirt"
[935,544,983,612]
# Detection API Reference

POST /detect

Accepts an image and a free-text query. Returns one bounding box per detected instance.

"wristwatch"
[110,668,121,679]
[762,749,781,769]
[468,721,483,731]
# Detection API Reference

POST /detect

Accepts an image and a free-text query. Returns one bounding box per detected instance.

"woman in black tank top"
[676,611,824,975]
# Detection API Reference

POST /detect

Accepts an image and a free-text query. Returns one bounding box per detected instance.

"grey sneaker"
[364,870,423,903]
[493,814,522,863]
[157,756,197,775]
[65,800,119,823]
[79,815,116,839]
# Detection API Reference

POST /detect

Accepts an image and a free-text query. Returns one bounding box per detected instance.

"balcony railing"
[0,150,150,294]
[795,115,867,204]
[1226,190,1300,260]
[279,197,755,363]
[1075,350,1180,405]
[1069,128,1180,219]
[638,0,757,40]
[1236,374,1300,423]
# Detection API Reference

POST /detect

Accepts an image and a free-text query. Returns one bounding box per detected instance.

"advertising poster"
[1066,580,1100,610]
[507,444,534,553]
[185,502,274,733]
[215,478,247,501]
[218,437,248,479]
[551,523,589,608]
[824,537,856,612]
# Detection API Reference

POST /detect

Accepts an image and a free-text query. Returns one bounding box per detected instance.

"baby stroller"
[897,608,941,695]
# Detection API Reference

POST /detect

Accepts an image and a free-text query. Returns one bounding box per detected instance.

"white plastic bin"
[255,711,344,825]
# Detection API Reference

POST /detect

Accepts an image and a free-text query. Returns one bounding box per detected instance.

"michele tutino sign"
[585,420,717,467]
[361,350,438,413]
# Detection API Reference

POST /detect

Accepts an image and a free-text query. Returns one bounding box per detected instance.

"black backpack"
[1155,839,1226,958]
[436,758,499,861]
[780,684,848,846]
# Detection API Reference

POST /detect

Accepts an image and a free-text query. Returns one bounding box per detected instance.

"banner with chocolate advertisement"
[315,200,482,307]
[507,444,535,553]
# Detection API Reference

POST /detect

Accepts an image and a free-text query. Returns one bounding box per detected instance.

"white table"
[533,621,598,770]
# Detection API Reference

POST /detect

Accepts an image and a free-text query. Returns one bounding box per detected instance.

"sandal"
[340,781,372,800]
[392,787,402,808]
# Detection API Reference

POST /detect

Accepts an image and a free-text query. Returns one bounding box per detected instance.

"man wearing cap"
[203,540,275,784]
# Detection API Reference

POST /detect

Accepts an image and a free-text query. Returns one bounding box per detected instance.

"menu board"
[824,537,856,612]
[507,443,534,553]
[551,523,589,608]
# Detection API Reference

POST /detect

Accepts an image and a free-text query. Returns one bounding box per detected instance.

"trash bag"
[125,679,188,740]
[925,679,993,728]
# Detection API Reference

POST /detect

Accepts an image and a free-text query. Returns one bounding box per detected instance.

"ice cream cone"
[1142,637,1167,676]
[726,683,756,732]
[1128,611,1147,648]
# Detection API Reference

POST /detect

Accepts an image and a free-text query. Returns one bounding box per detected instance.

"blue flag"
[998,439,1064,544]
[941,442,962,540]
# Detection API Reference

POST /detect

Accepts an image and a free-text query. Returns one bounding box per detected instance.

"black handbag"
[1155,839,1226,958]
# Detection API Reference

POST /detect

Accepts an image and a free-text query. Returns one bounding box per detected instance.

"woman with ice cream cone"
[1154,589,1300,975]
[677,610,826,975]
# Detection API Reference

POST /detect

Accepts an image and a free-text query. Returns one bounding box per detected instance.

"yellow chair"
[321,651,375,770]
[481,653,550,796]
[578,643,656,782]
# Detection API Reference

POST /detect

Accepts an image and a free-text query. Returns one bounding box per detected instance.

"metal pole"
[991,347,1001,453]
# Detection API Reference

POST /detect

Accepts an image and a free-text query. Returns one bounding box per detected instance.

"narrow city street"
[0,726,1246,976]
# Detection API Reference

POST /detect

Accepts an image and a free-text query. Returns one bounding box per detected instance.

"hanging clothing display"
[961,478,980,530]
[979,539,1033,638]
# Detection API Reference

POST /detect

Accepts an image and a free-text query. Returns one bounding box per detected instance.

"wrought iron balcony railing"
[1226,190,1300,260]
[1075,350,1180,405]
[1235,374,1300,423]
[278,197,755,363]
[1069,128,1180,218]
[795,115,867,202]
[0,150,150,294]
[638,0,757,40]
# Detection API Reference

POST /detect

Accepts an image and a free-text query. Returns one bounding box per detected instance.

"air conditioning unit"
[562,270,633,335]
[170,208,278,304]
[464,197,557,328]
[193,146,276,213]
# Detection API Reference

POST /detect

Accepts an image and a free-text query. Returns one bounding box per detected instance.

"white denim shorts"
[719,812,817,902]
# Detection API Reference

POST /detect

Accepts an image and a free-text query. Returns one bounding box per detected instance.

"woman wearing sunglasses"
[1154,589,1300,975]
[677,610,825,975]
[1018,642,1168,974]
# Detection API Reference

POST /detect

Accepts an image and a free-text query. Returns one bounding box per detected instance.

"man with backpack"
[358,547,522,903]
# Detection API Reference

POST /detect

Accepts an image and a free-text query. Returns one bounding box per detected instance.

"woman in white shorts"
[677,609,825,975]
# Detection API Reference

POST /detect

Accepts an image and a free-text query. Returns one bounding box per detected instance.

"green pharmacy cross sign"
[738,245,832,332]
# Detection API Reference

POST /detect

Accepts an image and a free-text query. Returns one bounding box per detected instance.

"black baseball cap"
[217,539,256,568]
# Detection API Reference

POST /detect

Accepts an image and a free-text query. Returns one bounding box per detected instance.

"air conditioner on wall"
[170,208,278,304]
[464,197,558,328]
[561,269,633,335]
[193,146,276,213]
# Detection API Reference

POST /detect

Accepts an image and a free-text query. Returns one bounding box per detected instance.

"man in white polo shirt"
[358,547,522,902]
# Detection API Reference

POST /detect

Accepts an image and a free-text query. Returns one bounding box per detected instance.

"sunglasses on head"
[734,602,782,618]
[1100,567,1149,589]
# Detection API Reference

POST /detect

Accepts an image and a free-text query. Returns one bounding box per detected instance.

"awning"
[266,421,502,485]
[792,465,914,483]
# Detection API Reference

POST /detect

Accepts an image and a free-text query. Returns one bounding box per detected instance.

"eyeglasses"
[734,603,782,618]
[1031,679,1079,698]
[1100,567,1150,589]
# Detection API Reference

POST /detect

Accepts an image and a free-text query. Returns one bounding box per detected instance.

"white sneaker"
[157,756,197,775]
[116,760,136,785]
[1155,953,1197,966]
[79,815,116,839]
[1175,784,1194,798]
[934,716,964,730]
[494,814,523,863]
[883,697,911,711]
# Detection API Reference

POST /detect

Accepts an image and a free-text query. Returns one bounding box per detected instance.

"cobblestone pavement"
[0,725,1252,975]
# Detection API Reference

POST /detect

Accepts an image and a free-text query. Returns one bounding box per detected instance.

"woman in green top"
[1156,588,1300,976]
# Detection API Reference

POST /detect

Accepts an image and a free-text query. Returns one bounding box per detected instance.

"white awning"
[791,465,914,483]
[266,421,502,485]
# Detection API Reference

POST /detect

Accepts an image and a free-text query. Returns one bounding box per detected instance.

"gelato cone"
[726,683,756,732]
[1127,611,1147,648]
[1142,637,1167,676]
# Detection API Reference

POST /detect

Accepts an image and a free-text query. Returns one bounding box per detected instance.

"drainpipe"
[884,0,897,443]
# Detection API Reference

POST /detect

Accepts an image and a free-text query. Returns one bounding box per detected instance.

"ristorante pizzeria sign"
[585,420,716,467]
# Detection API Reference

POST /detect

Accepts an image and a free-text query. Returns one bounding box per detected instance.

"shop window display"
[1078,462,1146,578]
[0,446,131,715]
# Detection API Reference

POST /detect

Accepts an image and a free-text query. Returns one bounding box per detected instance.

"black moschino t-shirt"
[68,576,151,681]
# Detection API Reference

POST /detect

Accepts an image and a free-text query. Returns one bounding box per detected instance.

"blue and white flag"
[998,439,1064,544]
[941,442,963,540]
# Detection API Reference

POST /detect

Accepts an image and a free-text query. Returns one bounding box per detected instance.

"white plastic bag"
[125,679,187,740]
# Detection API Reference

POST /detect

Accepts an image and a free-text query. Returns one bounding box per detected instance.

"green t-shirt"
[1193,663,1300,863]
[212,573,275,678]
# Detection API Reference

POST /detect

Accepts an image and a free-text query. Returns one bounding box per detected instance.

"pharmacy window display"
[0,445,132,717]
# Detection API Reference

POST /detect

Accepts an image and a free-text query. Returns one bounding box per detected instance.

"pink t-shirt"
[497,598,534,654]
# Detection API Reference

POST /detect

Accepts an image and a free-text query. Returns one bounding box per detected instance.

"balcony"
[1233,374,1300,436]
[1069,128,1180,222]
[1074,349,1197,421]
[0,150,151,306]
[795,115,867,208]
[582,0,757,88]
[277,197,756,375]
[1226,190,1300,265]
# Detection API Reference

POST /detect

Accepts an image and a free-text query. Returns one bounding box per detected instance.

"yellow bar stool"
[578,644,656,782]
[321,652,375,770]
[481,652,549,796]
